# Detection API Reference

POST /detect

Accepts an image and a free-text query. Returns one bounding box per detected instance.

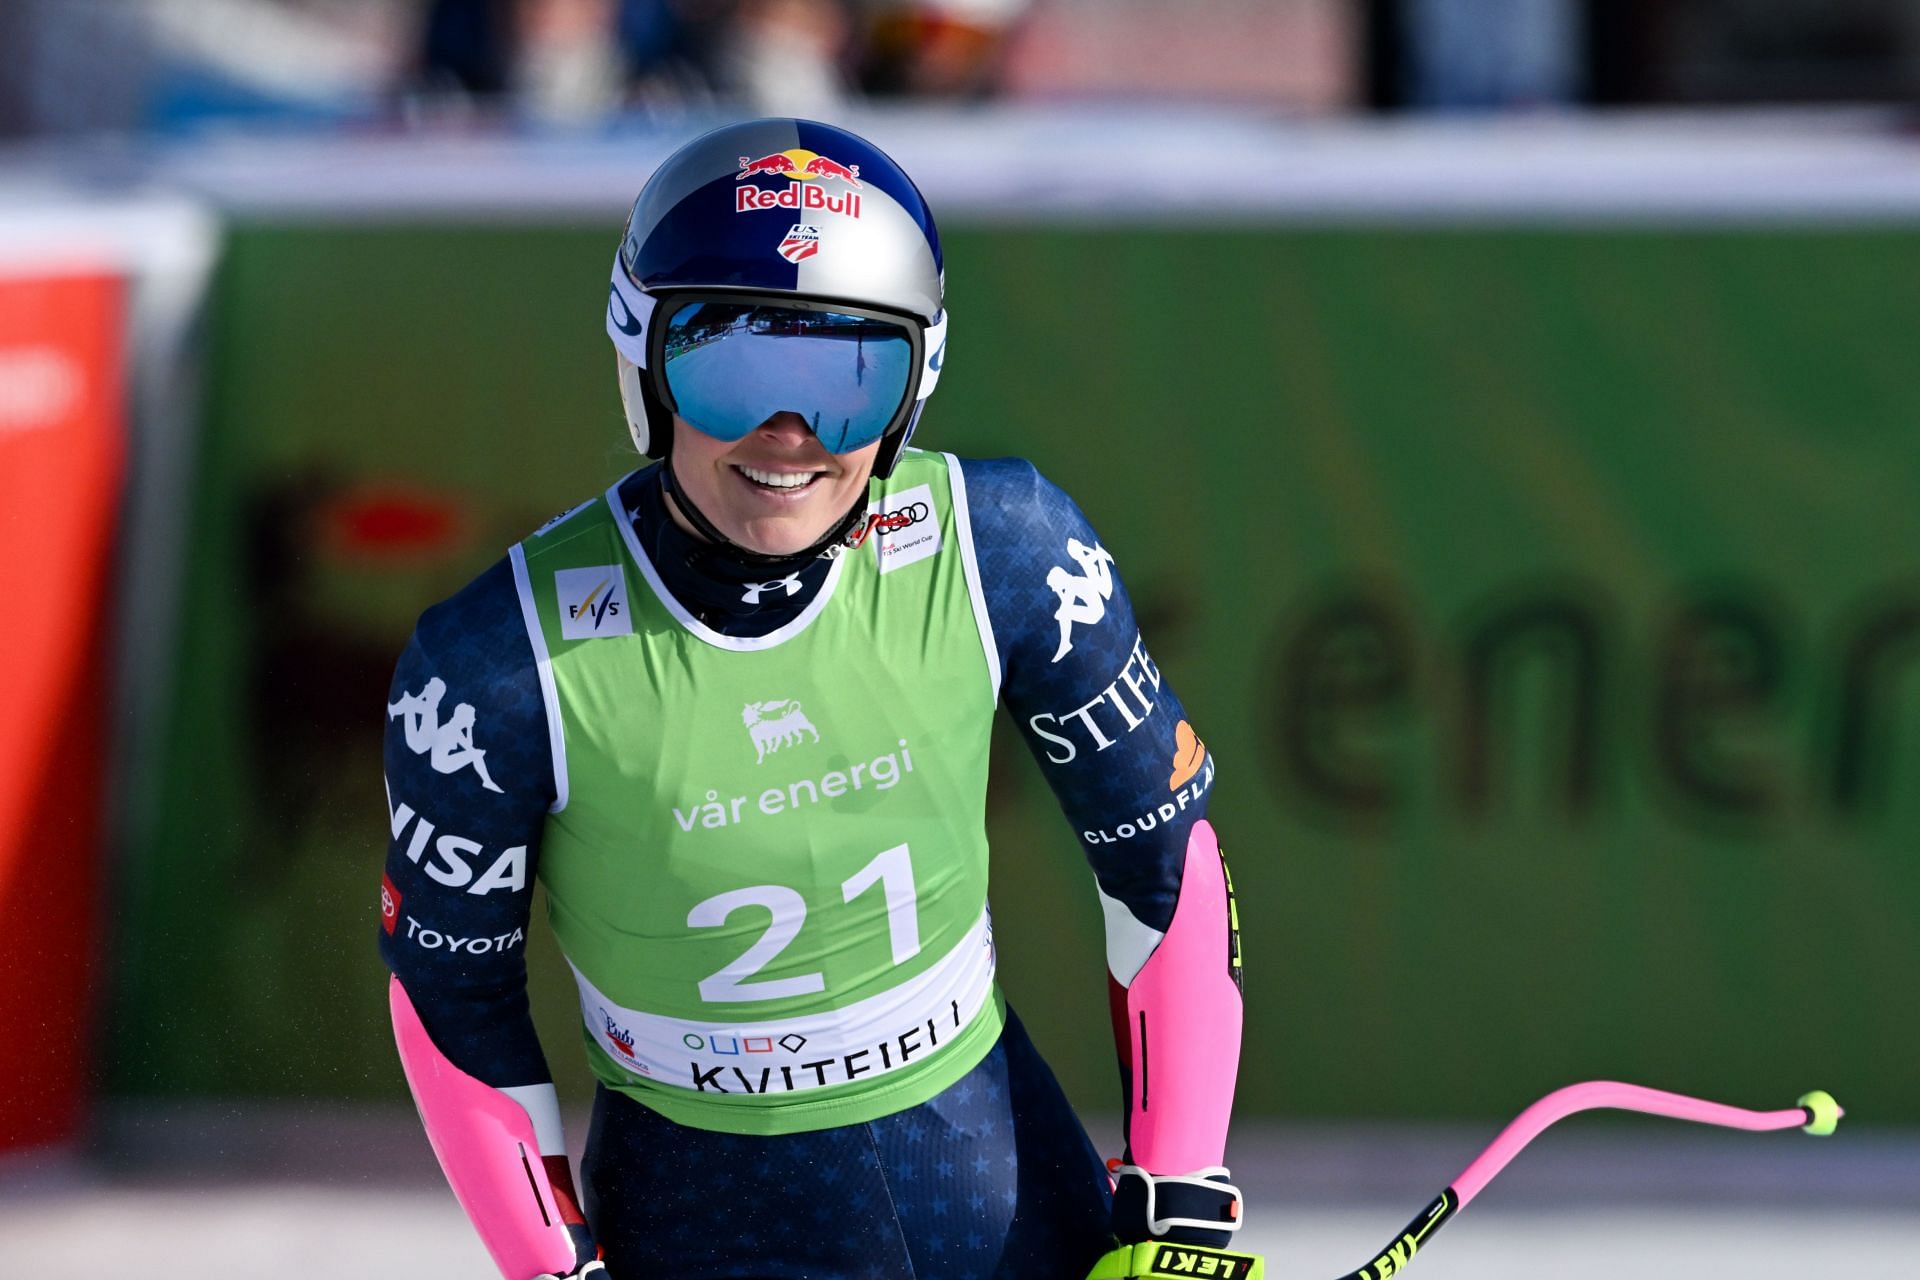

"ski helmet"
[606,118,948,479]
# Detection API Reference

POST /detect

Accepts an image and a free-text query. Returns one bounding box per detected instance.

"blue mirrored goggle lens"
[661,302,916,454]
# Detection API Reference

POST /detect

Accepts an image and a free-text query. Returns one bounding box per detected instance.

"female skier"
[378,118,1248,1280]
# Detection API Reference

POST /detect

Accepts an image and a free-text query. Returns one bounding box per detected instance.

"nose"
[754,411,822,447]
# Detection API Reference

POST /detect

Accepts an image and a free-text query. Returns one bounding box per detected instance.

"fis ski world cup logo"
[555,565,632,640]
[777,224,821,263]
[850,483,941,573]
[743,698,820,762]
[735,149,864,219]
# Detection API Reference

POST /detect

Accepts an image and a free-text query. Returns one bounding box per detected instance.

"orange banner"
[0,269,127,1151]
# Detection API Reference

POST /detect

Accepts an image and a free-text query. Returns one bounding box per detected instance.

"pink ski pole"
[1329,1082,1843,1280]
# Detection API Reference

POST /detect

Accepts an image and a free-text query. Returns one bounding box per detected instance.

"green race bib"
[511,452,1004,1134]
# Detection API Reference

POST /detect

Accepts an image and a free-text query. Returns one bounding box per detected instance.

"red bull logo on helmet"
[735,149,864,219]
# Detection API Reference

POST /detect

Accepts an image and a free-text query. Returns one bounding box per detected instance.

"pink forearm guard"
[1118,820,1243,1174]
[390,977,580,1280]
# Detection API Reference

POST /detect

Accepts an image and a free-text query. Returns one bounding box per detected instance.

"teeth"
[738,465,819,490]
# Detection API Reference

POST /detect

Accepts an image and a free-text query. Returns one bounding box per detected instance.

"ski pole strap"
[1086,1241,1265,1280]
[1110,1164,1244,1241]
[1328,1190,1458,1280]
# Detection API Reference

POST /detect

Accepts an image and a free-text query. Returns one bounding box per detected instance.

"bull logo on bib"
[743,698,821,762]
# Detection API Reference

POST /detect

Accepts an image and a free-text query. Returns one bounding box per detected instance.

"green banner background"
[114,224,1920,1125]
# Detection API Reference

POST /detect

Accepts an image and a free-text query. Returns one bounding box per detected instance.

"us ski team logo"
[777,224,821,263]
[743,698,820,762]
[555,565,632,640]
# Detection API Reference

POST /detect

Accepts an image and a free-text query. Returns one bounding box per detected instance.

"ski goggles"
[609,264,946,455]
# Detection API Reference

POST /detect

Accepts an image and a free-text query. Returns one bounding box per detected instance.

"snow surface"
[3,1107,1913,1277]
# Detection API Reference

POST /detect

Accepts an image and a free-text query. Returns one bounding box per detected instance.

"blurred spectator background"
[0,0,1343,130]
[9,0,1920,135]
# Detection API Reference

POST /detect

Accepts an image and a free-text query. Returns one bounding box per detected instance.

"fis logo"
[556,565,632,639]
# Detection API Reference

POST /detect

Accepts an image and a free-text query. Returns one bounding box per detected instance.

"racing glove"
[533,1264,608,1280]
[1088,1164,1261,1280]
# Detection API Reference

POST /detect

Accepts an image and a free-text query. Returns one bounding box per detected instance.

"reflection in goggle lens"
[661,302,917,453]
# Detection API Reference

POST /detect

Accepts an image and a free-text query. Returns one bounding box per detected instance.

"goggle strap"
[606,259,656,366]
[918,309,948,401]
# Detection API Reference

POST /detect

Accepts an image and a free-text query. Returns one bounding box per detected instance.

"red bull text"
[735,150,865,218]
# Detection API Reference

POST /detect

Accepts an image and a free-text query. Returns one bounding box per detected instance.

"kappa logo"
[387,677,503,792]
[743,698,820,762]
[1046,538,1116,662]
[556,565,633,639]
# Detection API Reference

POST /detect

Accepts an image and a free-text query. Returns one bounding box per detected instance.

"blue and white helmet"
[606,118,948,479]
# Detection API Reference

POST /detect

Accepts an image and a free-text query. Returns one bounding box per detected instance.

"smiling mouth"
[734,463,827,494]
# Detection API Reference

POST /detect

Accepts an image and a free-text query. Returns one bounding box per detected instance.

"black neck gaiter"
[618,466,849,638]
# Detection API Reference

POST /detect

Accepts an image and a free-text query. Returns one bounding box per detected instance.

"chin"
[736,517,824,557]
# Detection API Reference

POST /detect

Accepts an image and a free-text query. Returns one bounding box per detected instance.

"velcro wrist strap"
[1112,1164,1244,1237]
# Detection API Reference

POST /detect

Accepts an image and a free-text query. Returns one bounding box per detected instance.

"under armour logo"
[742,575,803,605]
[1045,538,1116,663]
